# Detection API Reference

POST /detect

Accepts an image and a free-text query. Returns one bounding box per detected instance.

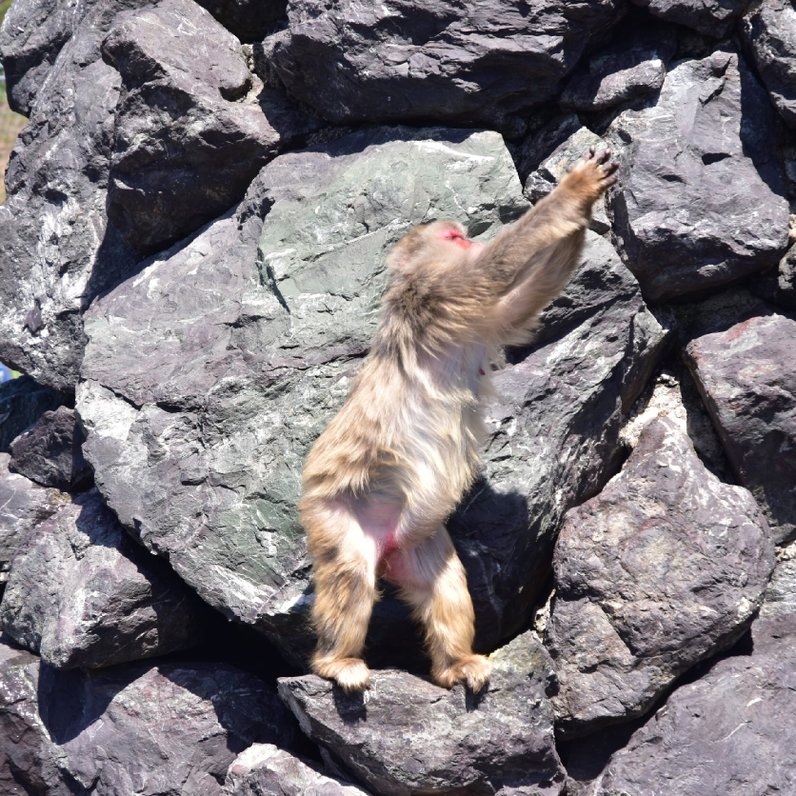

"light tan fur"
[300,149,618,692]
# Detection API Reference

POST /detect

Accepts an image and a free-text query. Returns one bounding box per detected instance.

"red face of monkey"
[438,225,484,254]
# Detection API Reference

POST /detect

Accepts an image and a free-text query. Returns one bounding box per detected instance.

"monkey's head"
[387,220,485,274]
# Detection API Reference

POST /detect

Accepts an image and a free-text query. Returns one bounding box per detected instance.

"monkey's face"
[389,220,484,273]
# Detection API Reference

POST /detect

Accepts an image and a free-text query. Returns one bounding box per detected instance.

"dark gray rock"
[546,416,775,738]
[103,0,318,253]
[0,453,65,584]
[39,660,297,795]
[269,0,624,135]
[0,0,73,115]
[0,642,69,796]
[590,618,796,794]
[278,632,565,796]
[224,743,369,795]
[684,313,796,543]
[629,0,752,37]
[0,489,209,669]
[606,50,790,302]
[509,112,582,185]
[0,0,142,391]
[0,376,63,452]
[9,406,92,491]
[741,0,796,130]
[196,0,287,42]
[751,246,796,310]
[559,20,676,112]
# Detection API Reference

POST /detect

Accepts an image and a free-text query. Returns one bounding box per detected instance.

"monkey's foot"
[563,146,619,202]
[313,655,371,692]
[433,654,492,692]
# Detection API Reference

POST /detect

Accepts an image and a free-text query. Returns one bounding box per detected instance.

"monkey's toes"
[435,654,492,693]
[313,656,371,692]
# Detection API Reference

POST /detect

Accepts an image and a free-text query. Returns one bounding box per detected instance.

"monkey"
[299,147,618,693]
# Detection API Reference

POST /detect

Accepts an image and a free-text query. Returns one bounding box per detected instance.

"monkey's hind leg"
[392,528,491,692]
[304,502,377,692]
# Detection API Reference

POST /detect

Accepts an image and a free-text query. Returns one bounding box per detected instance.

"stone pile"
[0,0,794,793]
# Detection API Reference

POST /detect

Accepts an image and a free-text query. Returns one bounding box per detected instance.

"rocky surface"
[547,417,775,738]
[685,314,796,543]
[279,632,564,795]
[1,0,795,792]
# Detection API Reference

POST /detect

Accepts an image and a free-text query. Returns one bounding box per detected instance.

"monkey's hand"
[560,146,619,207]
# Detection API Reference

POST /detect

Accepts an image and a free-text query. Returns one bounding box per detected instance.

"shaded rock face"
[1,0,796,793]
[279,633,564,796]
[547,417,775,738]
[685,314,796,543]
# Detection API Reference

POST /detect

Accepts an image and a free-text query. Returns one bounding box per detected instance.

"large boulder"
[268,0,624,135]
[629,0,752,37]
[0,376,63,453]
[278,632,565,795]
[0,489,209,669]
[606,50,790,302]
[546,416,775,737]
[684,313,796,543]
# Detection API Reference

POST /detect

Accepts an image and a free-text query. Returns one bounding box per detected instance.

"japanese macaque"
[300,148,618,693]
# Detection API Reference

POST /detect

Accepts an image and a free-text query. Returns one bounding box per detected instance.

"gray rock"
[278,632,565,796]
[0,642,69,796]
[0,489,209,669]
[606,50,790,302]
[590,620,796,794]
[269,0,623,135]
[684,313,796,543]
[103,0,318,253]
[751,246,796,310]
[629,0,752,37]
[0,453,65,584]
[547,416,775,738]
[509,112,582,185]
[559,20,676,112]
[0,0,142,391]
[224,743,369,795]
[39,659,297,795]
[77,127,528,661]
[196,0,287,42]
[0,376,63,452]
[741,0,796,129]
[9,406,92,491]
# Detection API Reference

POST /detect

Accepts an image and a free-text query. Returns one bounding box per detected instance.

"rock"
[751,246,796,310]
[9,406,92,491]
[684,313,796,543]
[40,659,297,795]
[559,19,676,112]
[102,0,318,253]
[524,128,613,234]
[196,0,288,42]
[224,743,368,795]
[547,416,775,738]
[590,619,796,794]
[741,0,796,130]
[0,642,69,796]
[77,127,528,662]
[268,0,623,135]
[0,0,72,115]
[0,489,209,669]
[509,112,582,185]
[0,453,65,584]
[606,50,790,302]
[278,632,565,795]
[0,376,63,452]
[629,0,752,37]
[0,0,140,391]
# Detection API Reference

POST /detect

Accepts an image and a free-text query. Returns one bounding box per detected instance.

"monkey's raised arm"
[480,149,617,343]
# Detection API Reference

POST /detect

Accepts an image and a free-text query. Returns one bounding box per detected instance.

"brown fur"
[300,149,618,692]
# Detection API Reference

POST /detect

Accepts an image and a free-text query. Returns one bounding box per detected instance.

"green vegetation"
[0,0,13,23]
[0,0,26,204]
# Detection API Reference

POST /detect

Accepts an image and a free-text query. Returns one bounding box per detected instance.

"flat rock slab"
[685,313,796,543]
[224,743,368,795]
[269,0,623,135]
[278,632,565,795]
[606,49,789,302]
[629,0,752,36]
[547,416,775,737]
[0,489,209,669]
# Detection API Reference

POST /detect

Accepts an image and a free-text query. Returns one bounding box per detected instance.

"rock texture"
[2,0,795,792]
[279,632,564,795]
[685,314,796,543]
[547,417,775,738]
